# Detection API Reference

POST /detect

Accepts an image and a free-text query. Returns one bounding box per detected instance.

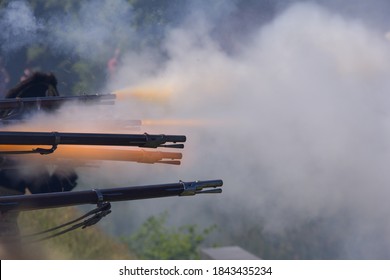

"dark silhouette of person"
[1,71,79,194]
[0,72,78,258]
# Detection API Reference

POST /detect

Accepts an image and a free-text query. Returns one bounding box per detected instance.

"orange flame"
[114,85,173,104]
[0,145,182,165]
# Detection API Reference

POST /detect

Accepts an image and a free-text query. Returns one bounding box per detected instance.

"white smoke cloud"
[0,0,135,60]
[0,1,43,52]
[47,0,135,60]
[100,2,390,258]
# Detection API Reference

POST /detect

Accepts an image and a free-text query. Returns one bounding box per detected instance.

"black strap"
[3,202,111,243]
[0,132,60,155]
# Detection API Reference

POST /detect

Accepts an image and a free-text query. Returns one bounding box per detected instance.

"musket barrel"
[0,94,116,109]
[0,131,186,149]
[0,180,223,212]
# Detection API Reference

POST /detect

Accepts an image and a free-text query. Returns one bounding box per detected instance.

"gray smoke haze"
[0,1,43,52]
[0,0,135,60]
[101,2,390,259]
[47,0,135,60]
[4,0,390,259]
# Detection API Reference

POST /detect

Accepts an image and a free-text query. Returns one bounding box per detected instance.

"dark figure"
[1,72,61,120]
[0,72,78,258]
[1,71,78,194]
[6,71,59,98]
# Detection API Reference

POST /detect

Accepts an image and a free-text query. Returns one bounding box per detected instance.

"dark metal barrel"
[0,180,223,212]
[0,94,116,109]
[0,131,186,148]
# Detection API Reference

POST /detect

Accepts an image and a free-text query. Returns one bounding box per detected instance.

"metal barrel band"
[33,131,60,155]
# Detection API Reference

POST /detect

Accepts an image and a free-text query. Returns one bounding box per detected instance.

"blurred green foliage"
[123,212,215,260]
[19,206,136,259]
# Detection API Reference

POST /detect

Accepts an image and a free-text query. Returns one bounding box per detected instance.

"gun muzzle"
[179,179,223,196]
